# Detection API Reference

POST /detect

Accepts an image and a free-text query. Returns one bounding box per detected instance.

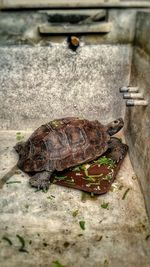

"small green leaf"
[50,120,60,128]
[72,210,78,217]
[15,170,22,174]
[72,166,81,172]
[118,185,124,190]
[104,259,109,267]
[63,179,75,186]
[16,132,24,141]
[122,188,130,200]
[6,181,21,184]
[101,202,109,209]
[16,234,28,253]
[95,156,114,167]
[82,176,96,182]
[79,221,85,230]
[54,176,67,181]
[81,191,88,202]
[53,260,66,267]
[2,236,13,245]
[102,175,112,182]
[80,166,88,177]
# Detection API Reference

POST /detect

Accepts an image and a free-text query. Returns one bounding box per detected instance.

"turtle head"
[106,118,124,136]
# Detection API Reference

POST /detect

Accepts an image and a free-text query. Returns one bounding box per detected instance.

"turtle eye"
[114,120,118,124]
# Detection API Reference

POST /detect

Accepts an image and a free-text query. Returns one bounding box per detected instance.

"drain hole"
[47,13,106,24]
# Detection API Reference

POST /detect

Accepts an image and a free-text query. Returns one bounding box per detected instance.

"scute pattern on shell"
[17,117,110,172]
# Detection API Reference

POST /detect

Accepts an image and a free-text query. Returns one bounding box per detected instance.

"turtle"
[0,117,128,190]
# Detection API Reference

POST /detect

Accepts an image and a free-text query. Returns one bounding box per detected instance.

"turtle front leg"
[29,171,52,191]
[107,137,128,163]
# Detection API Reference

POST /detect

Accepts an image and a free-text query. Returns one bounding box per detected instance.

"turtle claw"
[111,149,127,163]
[107,139,128,163]
[29,176,50,190]
[29,171,51,191]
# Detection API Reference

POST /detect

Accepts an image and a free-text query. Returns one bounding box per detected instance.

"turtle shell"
[17,117,110,172]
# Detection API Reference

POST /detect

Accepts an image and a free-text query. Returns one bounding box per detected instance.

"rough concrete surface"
[0,44,131,130]
[0,131,149,267]
[124,11,150,220]
[125,48,150,220]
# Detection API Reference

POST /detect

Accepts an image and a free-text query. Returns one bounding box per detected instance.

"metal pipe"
[126,100,148,107]
[119,86,128,92]
[123,92,143,99]
[120,86,139,93]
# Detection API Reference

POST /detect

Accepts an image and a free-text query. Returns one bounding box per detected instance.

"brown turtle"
[0,117,127,190]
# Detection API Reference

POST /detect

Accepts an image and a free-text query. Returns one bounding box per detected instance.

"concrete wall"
[124,12,150,219]
[0,44,132,130]
[0,10,136,45]
[0,9,135,131]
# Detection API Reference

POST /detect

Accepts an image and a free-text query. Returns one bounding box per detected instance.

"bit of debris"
[54,176,67,181]
[102,174,112,182]
[90,192,95,197]
[72,210,79,217]
[43,242,48,247]
[145,234,150,240]
[42,188,48,193]
[81,191,88,202]
[6,181,21,184]
[109,182,124,192]
[47,195,55,200]
[101,202,109,209]
[65,178,76,185]
[118,185,124,190]
[53,260,66,267]
[24,204,29,209]
[122,188,130,200]
[16,234,28,253]
[81,191,87,202]
[50,120,60,128]
[63,241,70,248]
[95,235,103,242]
[15,170,22,174]
[104,259,109,267]
[95,156,114,168]
[2,236,13,245]
[78,234,83,237]
[79,221,85,230]
[72,166,80,172]
[80,164,90,177]
[16,132,24,141]
[132,175,137,180]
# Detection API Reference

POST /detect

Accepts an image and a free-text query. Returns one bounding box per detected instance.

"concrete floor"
[0,131,150,267]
